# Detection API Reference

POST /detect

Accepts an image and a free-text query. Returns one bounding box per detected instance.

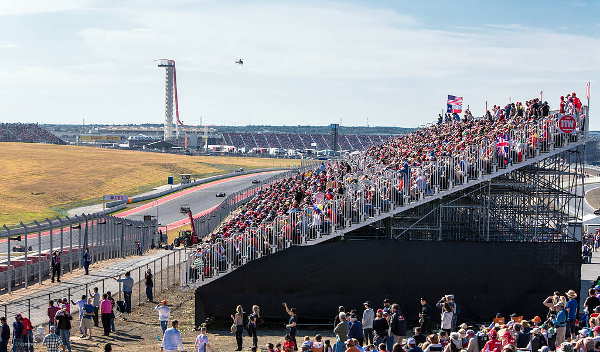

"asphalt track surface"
[0,171,283,255]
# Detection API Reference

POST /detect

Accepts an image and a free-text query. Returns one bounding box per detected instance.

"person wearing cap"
[382,300,392,315]
[526,328,546,352]
[553,302,567,346]
[389,304,406,346]
[565,290,578,340]
[464,330,479,352]
[482,330,502,352]
[55,305,72,352]
[362,302,374,346]
[406,337,422,352]
[372,310,388,346]
[42,325,65,352]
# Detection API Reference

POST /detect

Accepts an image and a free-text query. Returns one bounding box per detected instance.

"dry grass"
[68,285,333,352]
[0,143,299,226]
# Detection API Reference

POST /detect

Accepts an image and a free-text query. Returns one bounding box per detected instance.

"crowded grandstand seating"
[0,123,66,144]
[219,132,392,151]
[187,93,587,280]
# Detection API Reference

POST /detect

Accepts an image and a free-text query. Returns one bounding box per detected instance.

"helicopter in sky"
[235,58,244,65]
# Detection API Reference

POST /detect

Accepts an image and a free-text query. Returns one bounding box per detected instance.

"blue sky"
[0,0,598,128]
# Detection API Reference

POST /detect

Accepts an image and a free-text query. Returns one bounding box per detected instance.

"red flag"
[586,81,591,100]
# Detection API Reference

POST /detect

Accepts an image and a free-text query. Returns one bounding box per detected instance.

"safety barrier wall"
[182,109,588,287]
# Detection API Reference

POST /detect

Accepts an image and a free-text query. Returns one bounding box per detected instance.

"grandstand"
[220,132,392,151]
[0,123,65,145]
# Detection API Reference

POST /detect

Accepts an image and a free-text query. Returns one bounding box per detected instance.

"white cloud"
[0,1,598,128]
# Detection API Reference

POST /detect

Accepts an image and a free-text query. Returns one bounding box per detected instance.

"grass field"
[0,143,299,226]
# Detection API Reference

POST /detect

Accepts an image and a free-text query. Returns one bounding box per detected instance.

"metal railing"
[0,216,158,294]
[182,110,589,287]
[0,248,186,327]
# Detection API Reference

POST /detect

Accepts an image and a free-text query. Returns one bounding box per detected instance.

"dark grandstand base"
[195,239,581,327]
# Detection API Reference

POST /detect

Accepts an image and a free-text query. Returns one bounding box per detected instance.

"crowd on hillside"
[0,123,65,145]
[187,92,587,278]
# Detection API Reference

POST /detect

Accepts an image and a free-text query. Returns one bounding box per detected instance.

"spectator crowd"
[0,123,65,145]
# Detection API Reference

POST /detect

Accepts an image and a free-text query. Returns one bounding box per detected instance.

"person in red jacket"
[572,93,582,112]
[482,330,503,352]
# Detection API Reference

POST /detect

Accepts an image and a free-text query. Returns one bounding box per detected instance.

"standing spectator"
[443,332,462,352]
[194,326,210,352]
[12,315,24,352]
[333,306,345,330]
[362,302,375,346]
[0,317,9,352]
[553,302,567,346]
[145,269,154,302]
[584,289,600,316]
[527,328,546,352]
[50,252,61,283]
[161,320,183,352]
[372,310,388,346]
[155,300,171,335]
[348,314,364,346]
[42,326,65,352]
[55,306,72,352]
[106,292,116,333]
[231,305,244,351]
[283,303,298,351]
[21,315,33,352]
[115,272,134,314]
[71,295,86,335]
[440,303,453,334]
[89,288,100,327]
[100,294,113,337]
[80,298,95,339]
[565,290,579,339]
[82,248,91,275]
[333,313,348,352]
[390,304,407,345]
[47,301,60,329]
[248,305,260,349]
[419,298,433,334]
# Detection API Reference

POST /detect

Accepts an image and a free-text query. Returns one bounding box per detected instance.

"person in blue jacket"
[553,302,567,346]
[348,314,364,346]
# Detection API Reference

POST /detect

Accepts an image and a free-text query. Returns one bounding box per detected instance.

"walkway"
[0,248,188,326]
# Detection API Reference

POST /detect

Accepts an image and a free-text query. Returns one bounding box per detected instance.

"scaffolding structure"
[350,145,585,243]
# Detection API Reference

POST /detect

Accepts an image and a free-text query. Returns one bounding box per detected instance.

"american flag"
[447,95,463,113]
[496,136,511,156]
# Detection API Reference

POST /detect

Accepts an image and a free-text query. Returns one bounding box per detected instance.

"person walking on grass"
[100,294,113,337]
[55,305,72,352]
[115,272,134,315]
[42,326,65,352]
[161,320,183,352]
[155,300,171,335]
[71,295,86,336]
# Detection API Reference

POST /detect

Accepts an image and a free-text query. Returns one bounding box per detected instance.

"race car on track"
[216,192,226,197]
[251,179,261,184]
